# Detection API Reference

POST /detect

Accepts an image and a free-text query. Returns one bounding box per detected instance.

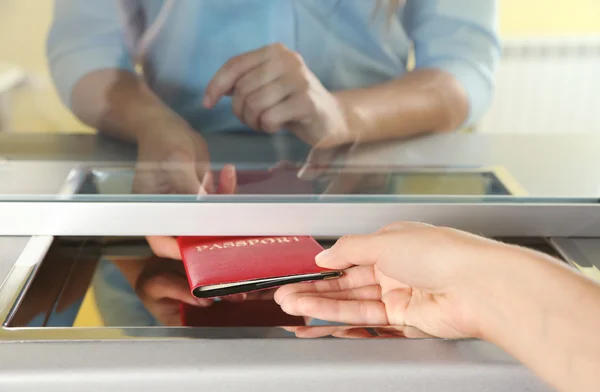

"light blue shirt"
[45,0,500,327]
[48,0,500,133]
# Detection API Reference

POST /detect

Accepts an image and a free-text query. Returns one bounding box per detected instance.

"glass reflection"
[9,236,564,335]
[281,325,435,339]
[42,0,500,198]
[86,165,519,197]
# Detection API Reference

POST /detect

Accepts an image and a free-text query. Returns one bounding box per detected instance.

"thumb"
[315,222,438,274]
[298,147,340,180]
[166,151,204,195]
[147,236,182,260]
[144,273,211,307]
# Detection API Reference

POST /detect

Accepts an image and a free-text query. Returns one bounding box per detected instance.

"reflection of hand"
[275,222,517,339]
[283,325,433,339]
[134,257,246,326]
[132,117,238,260]
[144,165,238,262]
[299,146,388,195]
[204,43,356,148]
[134,257,210,326]
[133,118,212,196]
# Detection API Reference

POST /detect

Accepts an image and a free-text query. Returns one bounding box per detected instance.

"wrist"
[132,109,192,143]
[449,241,540,340]
[333,92,370,146]
[463,243,558,342]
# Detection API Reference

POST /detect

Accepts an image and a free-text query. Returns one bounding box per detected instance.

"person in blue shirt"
[46,0,500,327]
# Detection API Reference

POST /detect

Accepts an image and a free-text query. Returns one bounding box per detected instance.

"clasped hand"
[204,43,355,148]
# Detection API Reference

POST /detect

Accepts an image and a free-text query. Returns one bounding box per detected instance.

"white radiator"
[478,36,600,134]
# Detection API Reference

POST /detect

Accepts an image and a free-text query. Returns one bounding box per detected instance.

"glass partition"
[0,0,598,203]
[1,0,599,340]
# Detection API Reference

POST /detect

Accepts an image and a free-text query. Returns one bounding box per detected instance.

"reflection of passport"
[180,301,305,327]
[178,236,342,299]
[233,167,314,195]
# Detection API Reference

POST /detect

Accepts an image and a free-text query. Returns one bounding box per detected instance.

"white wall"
[479,37,600,134]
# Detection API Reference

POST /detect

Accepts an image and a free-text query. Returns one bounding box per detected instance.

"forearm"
[71,69,184,143]
[473,246,600,392]
[335,68,469,144]
[109,258,147,289]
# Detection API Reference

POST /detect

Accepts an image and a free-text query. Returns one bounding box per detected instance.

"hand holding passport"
[178,236,342,299]
[177,236,343,327]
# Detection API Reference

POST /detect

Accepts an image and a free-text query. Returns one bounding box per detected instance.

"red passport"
[180,301,306,327]
[177,236,342,299]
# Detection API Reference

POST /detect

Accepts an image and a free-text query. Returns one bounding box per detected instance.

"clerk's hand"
[275,222,515,339]
[204,43,356,149]
[132,118,237,260]
[134,257,210,326]
[298,145,389,195]
[133,256,246,326]
[133,117,214,196]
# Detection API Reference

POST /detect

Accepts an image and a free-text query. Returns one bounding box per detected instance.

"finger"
[199,170,216,195]
[298,147,341,180]
[280,297,389,325]
[292,326,342,339]
[240,76,299,130]
[259,93,313,134]
[204,46,273,107]
[195,160,213,194]
[274,266,377,304]
[331,328,378,339]
[218,164,237,194]
[165,152,203,195]
[147,236,182,260]
[280,286,382,305]
[231,60,290,119]
[143,273,211,307]
[245,289,276,301]
[400,326,435,339]
[157,300,187,327]
[314,223,432,270]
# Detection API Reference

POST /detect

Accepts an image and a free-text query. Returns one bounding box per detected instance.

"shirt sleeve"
[402,0,501,128]
[46,0,136,109]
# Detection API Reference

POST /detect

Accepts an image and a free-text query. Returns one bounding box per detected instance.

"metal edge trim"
[0,202,599,237]
[0,236,53,326]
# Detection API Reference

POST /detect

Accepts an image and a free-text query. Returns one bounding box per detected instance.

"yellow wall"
[0,1,91,133]
[0,0,599,133]
[500,0,600,36]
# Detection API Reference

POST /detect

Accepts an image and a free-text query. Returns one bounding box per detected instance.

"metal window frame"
[0,165,599,237]
[0,200,599,237]
[0,165,599,343]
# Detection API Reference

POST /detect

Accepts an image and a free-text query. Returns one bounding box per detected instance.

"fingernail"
[197,186,208,197]
[203,95,212,108]
[315,249,331,265]
[225,164,235,178]
[197,299,211,307]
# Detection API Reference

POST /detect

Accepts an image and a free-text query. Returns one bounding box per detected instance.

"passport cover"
[180,301,305,327]
[178,236,342,299]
